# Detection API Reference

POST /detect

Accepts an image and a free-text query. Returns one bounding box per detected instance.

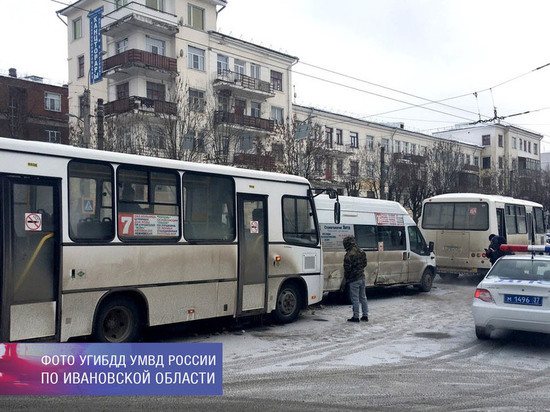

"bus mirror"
[428,241,434,254]
[334,202,341,224]
[328,190,337,199]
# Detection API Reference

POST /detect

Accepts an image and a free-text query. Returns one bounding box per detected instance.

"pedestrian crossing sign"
[82,198,95,214]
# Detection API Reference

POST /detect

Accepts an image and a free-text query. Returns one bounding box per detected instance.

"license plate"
[503,294,543,306]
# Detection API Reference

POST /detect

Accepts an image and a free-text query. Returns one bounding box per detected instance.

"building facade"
[0,69,69,144]
[58,0,296,161]
[57,1,543,203]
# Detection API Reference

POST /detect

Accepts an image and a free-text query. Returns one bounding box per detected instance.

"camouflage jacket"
[343,237,367,283]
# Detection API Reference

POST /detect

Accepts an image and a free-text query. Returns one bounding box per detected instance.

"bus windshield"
[422,202,489,231]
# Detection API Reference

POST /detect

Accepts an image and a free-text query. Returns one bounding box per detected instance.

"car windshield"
[488,259,550,281]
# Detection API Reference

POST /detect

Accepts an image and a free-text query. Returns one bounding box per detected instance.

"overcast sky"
[2,0,550,148]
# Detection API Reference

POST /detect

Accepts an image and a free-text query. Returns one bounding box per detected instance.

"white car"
[472,250,550,340]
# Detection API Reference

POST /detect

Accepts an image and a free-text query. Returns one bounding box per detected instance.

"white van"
[315,195,436,293]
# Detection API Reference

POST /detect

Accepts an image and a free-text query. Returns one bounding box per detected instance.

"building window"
[403,141,409,154]
[534,143,538,155]
[270,106,284,124]
[234,59,245,75]
[366,135,374,151]
[482,134,490,146]
[46,129,60,143]
[188,46,205,70]
[498,134,503,147]
[519,139,523,151]
[251,102,261,118]
[411,143,417,155]
[217,54,228,75]
[78,55,85,78]
[217,94,229,112]
[145,0,164,11]
[189,88,205,112]
[326,127,333,148]
[146,36,165,55]
[146,81,165,101]
[350,132,358,148]
[116,38,128,54]
[474,156,479,167]
[147,126,165,149]
[528,141,531,153]
[272,143,284,162]
[72,17,82,40]
[394,140,401,153]
[381,138,389,153]
[115,0,127,9]
[366,162,374,178]
[116,83,129,99]
[482,156,491,169]
[337,159,343,175]
[188,4,205,30]
[44,92,61,112]
[270,70,282,92]
[512,137,517,149]
[250,63,261,79]
[336,129,343,145]
[350,161,359,177]
[498,156,503,169]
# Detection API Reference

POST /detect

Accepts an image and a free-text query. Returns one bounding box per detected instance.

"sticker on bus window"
[25,213,42,231]
[118,213,179,237]
[250,220,259,234]
[82,198,95,215]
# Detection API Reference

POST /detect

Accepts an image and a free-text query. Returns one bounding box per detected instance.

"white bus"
[419,193,546,279]
[0,137,326,342]
[315,195,436,293]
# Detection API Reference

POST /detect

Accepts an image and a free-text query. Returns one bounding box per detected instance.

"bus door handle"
[402,251,409,260]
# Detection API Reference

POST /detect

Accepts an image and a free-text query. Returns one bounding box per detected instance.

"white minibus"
[315,195,435,293]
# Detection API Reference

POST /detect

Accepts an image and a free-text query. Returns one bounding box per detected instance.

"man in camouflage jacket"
[343,236,369,322]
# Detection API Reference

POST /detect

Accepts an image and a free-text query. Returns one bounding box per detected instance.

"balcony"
[214,111,274,133]
[233,153,275,171]
[104,96,177,116]
[101,2,178,38]
[103,49,177,81]
[213,70,275,100]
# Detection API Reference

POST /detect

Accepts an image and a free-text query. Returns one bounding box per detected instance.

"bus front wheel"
[273,283,302,324]
[418,269,434,292]
[94,297,142,343]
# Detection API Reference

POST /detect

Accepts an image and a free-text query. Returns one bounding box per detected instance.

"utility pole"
[96,98,104,150]
[82,89,91,148]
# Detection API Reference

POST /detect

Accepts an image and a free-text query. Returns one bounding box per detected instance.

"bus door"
[0,176,60,341]
[237,194,268,315]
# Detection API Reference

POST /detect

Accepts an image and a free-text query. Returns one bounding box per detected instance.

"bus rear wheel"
[273,283,302,324]
[94,297,142,343]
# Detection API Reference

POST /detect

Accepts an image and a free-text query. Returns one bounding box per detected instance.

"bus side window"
[355,225,377,249]
[68,160,114,241]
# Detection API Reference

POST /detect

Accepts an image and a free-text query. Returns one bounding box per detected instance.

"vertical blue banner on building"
[88,6,104,84]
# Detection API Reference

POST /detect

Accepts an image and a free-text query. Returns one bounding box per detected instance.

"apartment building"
[0,69,69,144]
[293,105,481,199]
[433,123,543,194]
[58,0,296,160]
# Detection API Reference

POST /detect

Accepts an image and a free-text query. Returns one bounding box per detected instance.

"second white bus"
[420,193,546,279]
[315,195,436,293]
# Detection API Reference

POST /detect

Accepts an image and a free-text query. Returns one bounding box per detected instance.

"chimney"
[8,68,17,78]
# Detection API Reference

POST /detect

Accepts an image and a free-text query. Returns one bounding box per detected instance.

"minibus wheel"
[274,283,302,323]
[418,269,434,292]
[94,297,142,343]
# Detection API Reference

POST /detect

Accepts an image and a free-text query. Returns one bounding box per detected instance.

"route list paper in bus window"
[376,213,404,226]
[320,224,354,251]
[118,214,179,237]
